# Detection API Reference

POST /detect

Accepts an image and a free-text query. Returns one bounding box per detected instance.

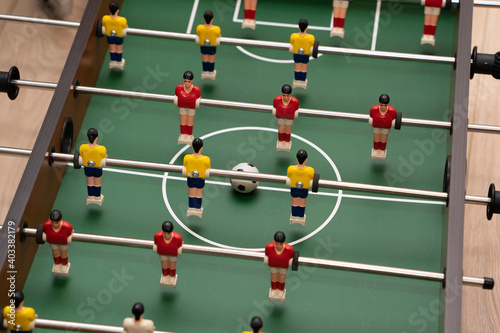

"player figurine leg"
[196,10,221,80]
[273,84,299,152]
[265,232,294,302]
[102,2,127,70]
[80,128,107,206]
[290,19,315,89]
[175,71,201,145]
[43,210,73,276]
[242,0,258,30]
[183,138,211,218]
[154,221,183,288]
[421,0,446,46]
[287,150,315,225]
[331,0,349,38]
[369,94,397,160]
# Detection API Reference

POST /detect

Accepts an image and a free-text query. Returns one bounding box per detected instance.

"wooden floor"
[0,1,498,332]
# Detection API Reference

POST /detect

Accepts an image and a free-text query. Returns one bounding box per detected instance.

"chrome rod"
[2,146,493,206]
[20,228,490,287]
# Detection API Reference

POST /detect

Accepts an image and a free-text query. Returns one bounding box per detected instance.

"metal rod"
[0,146,492,206]
[12,78,486,133]
[21,228,488,287]
[0,14,80,28]
[35,318,177,333]
[0,14,454,64]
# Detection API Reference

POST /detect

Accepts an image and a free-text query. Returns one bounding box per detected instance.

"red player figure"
[369,94,397,160]
[102,2,128,70]
[421,0,446,46]
[79,128,107,206]
[42,210,73,276]
[153,221,183,288]
[264,231,294,302]
[242,0,258,30]
[290,19,315,90]
[123,303,155,333]
[242,316,263,333]
[182,138,211,218]
[272,84,299,152]
[331,0,350,38]
[196,10,221,80]
[174,71,201,145]
[2,291,36,333]
[287,150,315,225]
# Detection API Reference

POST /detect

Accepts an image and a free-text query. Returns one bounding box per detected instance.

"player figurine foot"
[187,207,203,218]
[421,34,435,46]
[268,287,286,302]
[86,194,104,206]
[276,140,292,152]
[242,19,256,30]
[292,79,307,90]
[178,134,194,145]
[52,263,71,276]
[201,70,217,80]
[371,148,387,160]
[109,59,125,70]
[160,274,178,288]
[290,214,306,226]
[330,27,345,38]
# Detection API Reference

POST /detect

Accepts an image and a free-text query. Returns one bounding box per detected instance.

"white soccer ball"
[230,163,259,193]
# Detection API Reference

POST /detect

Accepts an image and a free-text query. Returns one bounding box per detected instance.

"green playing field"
[22,0,457,332]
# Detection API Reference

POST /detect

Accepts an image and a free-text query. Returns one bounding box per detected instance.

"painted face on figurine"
[275,242,284,251]
[184,79,193,90]
[282,93,291,104]
[51,219,62,229]
[163,231,173,241]
[379,103,388,113]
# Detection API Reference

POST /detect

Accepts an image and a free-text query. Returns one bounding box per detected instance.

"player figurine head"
[250,316,263,333]
[203,10,214,24]
[183,70,194,81]
[281,84,292,103]
[12,290,24,308]
[274,231,286,251]
[132,302,145,321]
[109,1,119,15]
[298,18,309,33]
[183,71,194,88]
[162,221,174,233]
[50,209,62,227]
[192,138,204,153]
[296,149,308,165]
[87,128,98,144]
[379,94,390,112]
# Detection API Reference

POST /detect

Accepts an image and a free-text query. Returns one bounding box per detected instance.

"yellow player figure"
[2,291,36,333]
[196,10,221,80]
[79,128,107,206]
[290,18,315,90]
[242,316,263,333]
[102,1,128,70]
[287,149,315,225]
[182,138,211,218]
[242,0,258,30]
